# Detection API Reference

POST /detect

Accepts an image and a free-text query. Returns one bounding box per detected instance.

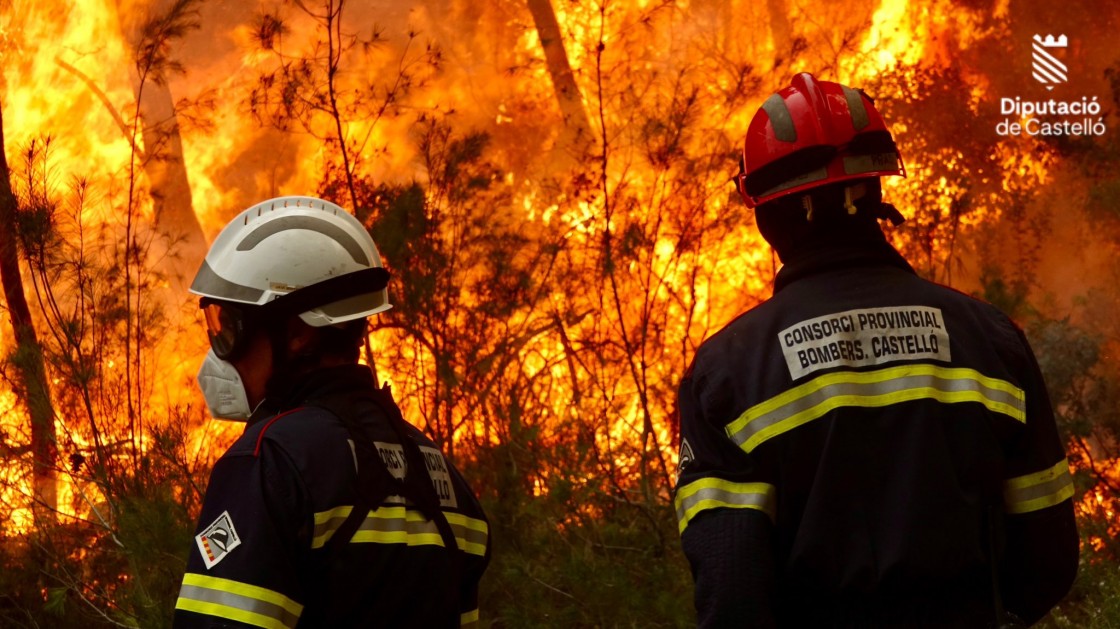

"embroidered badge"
[677,439,695,474]
[195,511,242,569]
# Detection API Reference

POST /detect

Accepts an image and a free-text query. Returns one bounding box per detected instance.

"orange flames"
[0,0,1113,551]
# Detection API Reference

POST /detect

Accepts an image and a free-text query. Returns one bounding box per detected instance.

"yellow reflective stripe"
[1004,458,1075,514]
[674,477,776,534]
[445,511,489,533]
[176,573,302,629]
[175,599,288,629]
[446,512,489,557]
[313,506,489,554]
[311,505,353,548]
[460,608,480,625]
[351,506,443,547]
[725,364,1025,453]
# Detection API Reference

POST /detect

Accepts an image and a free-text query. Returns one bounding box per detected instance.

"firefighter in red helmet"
[674,73,1078,627]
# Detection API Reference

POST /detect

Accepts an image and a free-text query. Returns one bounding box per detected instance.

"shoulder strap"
[318,407,403,554]
[310,389,464,587]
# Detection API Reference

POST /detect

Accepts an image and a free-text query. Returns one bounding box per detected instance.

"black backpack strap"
[309,389,464,591]
[363,388,465,582]
[321,410,404,554]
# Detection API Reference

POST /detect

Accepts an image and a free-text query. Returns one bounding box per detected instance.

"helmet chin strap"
[876,202,906,226]
[801,180,905,226]
[844,183,864,215]
[803,182,867,221]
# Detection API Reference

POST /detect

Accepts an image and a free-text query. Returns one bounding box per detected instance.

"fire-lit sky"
[1,0,1119,533]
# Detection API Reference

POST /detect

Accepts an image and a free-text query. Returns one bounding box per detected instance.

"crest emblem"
[1032,34,1068,91]
[195,511,242,569]
[677,439,695,474]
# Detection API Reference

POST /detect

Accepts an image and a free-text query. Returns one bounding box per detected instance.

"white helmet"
[190,196,392,327]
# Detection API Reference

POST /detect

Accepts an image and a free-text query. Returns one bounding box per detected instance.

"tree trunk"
[526,0,592,155]
[767,0,792,59]
[0,102,58,523]
[117,0,208,289]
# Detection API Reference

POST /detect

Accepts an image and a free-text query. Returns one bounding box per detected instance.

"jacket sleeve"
[675,364,778,628]
[173,441,308,629]
[998,327,1079,625]
[449,466,490,627]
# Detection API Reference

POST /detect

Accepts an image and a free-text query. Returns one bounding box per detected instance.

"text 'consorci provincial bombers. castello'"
[778,306,952,380]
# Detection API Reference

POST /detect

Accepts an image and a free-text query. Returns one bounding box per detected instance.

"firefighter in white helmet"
[173,196,489,627]
[673,74,1077,627]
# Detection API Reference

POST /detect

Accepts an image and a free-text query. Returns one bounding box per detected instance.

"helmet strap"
[258,266,389,320]
[843,182,868,216]
[876,202,906,226]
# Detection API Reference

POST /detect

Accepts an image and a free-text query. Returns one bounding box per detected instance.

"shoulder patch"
[195,511,242,569]
[677,439,695,475]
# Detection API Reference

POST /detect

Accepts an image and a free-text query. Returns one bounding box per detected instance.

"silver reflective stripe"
[1007,471,1073,503]
[355,507,440,536]
[313,505,488,555]
[1003,459,1075,514]
[726,365,1025,453]
[674,477,776,534]
[761,93,797,142]
[446,512,489,556]
[236,215,370,265]
[842,86,870,130]
[176,574,302,629]
[311,505,352,548]
[190,260,265,302]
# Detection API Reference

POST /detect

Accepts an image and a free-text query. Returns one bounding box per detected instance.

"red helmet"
[735,73,905,208]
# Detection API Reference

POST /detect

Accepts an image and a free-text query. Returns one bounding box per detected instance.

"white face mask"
[197,349,252,421]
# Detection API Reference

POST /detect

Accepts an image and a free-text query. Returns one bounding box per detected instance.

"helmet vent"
[235,215,371,265]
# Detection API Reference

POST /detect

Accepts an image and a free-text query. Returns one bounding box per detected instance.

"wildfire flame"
[0,0,1114,562]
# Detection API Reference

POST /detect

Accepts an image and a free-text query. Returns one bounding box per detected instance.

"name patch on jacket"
[778,306,951,379]
[374,441,459,508]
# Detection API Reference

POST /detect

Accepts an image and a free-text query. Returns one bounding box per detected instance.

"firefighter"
[674,74,1078,627]
[173,196,489,628]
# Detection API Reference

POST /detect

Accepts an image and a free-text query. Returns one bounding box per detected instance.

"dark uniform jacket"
[675,241,1078,627]
[174,365,490,628]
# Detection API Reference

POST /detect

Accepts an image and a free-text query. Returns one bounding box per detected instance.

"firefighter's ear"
[284,318,320,357]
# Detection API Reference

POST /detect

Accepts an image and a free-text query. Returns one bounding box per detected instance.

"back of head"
[735,73,907,262]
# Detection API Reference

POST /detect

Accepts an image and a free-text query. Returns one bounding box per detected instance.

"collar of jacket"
[248,363,378,425]
[773,239,916,294]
